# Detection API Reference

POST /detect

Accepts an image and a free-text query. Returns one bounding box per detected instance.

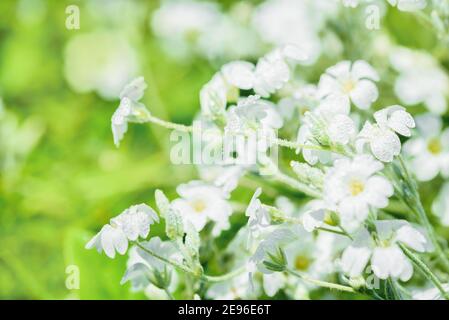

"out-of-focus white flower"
[319,60,379,111]
[324,155,393,232]
[85,204,159,258]
[111,77,150,147]
[151,0,221,59]
[197,164,246,195]
[121,237,180,291]
[387,0,427,11]
[171,180,232,235]
[390,47,448,114]
[432,182,449,226]
[413,284,449,300]
[341,220,430,281]
[252,0,333,65]
[64,31,138,99]
[404,114,449,181]
[197,15,263,61]
[342,0,359,8]
[357,106,415,162]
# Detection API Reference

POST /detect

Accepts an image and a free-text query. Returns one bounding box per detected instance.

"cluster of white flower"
[151,0,338,63]
[86,1,449,300]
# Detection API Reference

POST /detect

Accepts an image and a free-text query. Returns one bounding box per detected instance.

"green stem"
[201,266,246,283]
[135,242,194,275]
[143,115,347,157]
[272,170,322,198]
[136,242,245,283]
[318,226,353,239]
[399,243,449,300]
[414,203,449,273]
[286,268,356,293]
[164,287,175,300]
[396,156,449,273]
[146,115,193,133]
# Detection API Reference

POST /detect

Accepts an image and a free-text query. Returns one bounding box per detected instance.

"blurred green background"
[0,0,223,299]
[0,0,446,299]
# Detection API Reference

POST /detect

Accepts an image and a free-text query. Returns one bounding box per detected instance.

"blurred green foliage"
[0,0,214,299]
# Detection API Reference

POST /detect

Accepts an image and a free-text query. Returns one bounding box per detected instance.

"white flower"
[318,60,379,110]
[245,188,272,248]
[301,200,327,232]
[252,46,305,97]
[387,0,427,11]
[223,96,283,163]
[324,155,393,231]
[342,0,360,8]
[432,182,449,226]
[252,0,329,65]
[111,77,150,147]
[413,284,449,300]
[226,95,283,134]
[207,272,257,300]
[341,220,430,281]
[151,0,221,59]
[200,73,228,118]
[85,204,159,258]
[171,180,232,235]
[357,105,415,162]
[64,31,138,99]
[197,15,263,61]
[296,94,356,165]
[263,272,287,297]
[221,61,256,90]
[121,237,180,291]
[390,47,448,114]
[403,114,449,181]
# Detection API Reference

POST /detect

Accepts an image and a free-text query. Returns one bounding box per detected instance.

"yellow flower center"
[342,79,356,94]
[191,199,206,213]
[294,255,311,271]
[427,138,442,155]
[349,179,365,196]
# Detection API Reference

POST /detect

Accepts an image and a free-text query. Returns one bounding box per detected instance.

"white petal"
[415,113,442,138]
[370,129,401,162]
[388,108,415,137]
[364,176,394,208]
[326,61,351,79]
[425,94,447,115]
[302,209,325,232]
[119,77,147,101]
[328,114,356,144]
[263,273,285,297]
[221,61,255,90]
[351,60,380,81]
[281,44,308,61]
[412,155,440,181]
[395,225,428,252]
[399,259,413,282]
[371,247,393,279]
[350,80,378,110]
[341,245,371,277]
